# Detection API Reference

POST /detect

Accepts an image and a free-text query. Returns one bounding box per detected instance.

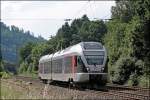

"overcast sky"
[1,1,116,40]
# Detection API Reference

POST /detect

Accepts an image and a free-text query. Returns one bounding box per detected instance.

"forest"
[0,22,45,73]
[1,0,149,87]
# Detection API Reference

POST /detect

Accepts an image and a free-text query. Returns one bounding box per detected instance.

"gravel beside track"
[1,76,149,100]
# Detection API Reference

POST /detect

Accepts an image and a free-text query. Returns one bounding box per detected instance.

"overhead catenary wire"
[71,0,112,21]
[1,18,111,21]
[1,18,70,21]
[88,1,96,20]
[1,1,112,22]
[72,1,89,19]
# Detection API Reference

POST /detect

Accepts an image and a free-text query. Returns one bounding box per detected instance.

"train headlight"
[86,67,90,71]
[101,67,104,71]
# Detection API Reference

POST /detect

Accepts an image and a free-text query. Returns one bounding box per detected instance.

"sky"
[1,1,116,40]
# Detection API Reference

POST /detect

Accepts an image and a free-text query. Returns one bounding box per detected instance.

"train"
[38,42,108,86]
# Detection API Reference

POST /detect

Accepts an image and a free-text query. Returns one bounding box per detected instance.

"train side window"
[77,56,81,65]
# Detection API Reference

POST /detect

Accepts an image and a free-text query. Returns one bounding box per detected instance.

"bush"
[135,60,144,75]
[1,72,11,79]
[138,74,150,88]
[127,73,139,86]
[112,56,135,84]
[0,72,3,78]
[27,63,33,73]
[19,62,28,73]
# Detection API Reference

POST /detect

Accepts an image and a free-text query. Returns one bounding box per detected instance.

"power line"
[1,18,70,20]
[1,18,112,22]
[1,1,112,22]
[72,1,89,19]
[89,1,95,19]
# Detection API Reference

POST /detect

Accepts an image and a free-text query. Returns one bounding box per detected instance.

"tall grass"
[0,80,42,99]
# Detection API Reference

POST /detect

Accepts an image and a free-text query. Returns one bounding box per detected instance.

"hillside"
[0,22,46,72]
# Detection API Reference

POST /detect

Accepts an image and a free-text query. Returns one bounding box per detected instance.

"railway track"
[105,84,150,100]
[2,76,150,100]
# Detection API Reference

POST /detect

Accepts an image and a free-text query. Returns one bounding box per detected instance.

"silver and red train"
[38,42,108,85]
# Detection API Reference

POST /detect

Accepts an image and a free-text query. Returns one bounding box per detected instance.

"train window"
[83,51,105,56]
[52,59,62,73]
[77,56,87,72]
[44,62,49,74]
[39,63,43,73]
[85,55,104,65]
[83,42,103,50]
[64,56,72,73]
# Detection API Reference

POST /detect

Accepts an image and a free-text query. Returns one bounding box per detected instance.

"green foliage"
[19,42,35,63]
[31,43,54,71]
[104,0,150,87]
[138,74,150,87]
[56,22,72,49]
[1,22,45,74]
[0,60,4,72]
[104,20,127,65]
[112,57,135,84]
[128,73,150,87]
[55,15,107,50]
[27,63,33,73]
[19,62,28,73]
[134,60,144,75]
[127,73,139,86]
[1,22,45,63]
[0,71,12,79]
[111,1,134,23]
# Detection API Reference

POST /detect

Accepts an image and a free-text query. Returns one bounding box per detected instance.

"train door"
[77,56,87,73]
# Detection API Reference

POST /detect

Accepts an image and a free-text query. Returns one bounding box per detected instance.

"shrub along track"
[1,75,149,100]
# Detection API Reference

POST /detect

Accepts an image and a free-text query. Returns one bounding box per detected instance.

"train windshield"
[84,51,104,65]
[85,55,104,65]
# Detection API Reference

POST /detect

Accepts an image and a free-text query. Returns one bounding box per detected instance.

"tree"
[19,42,35,63]
[111,0,134,23]
[104,0,150,86]
[56,22,72,49]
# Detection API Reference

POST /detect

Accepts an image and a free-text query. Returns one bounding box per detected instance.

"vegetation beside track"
[1,77,149,100]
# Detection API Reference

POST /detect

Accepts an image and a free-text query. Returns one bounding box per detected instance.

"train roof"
[39,42,104,62]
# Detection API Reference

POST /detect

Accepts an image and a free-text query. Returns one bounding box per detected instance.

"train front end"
[76,42,107,85]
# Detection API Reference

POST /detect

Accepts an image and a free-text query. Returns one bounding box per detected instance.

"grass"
[1,81,24,99]
[0,79,42,99]
[0,79,84,99]
[0,71,13,79]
